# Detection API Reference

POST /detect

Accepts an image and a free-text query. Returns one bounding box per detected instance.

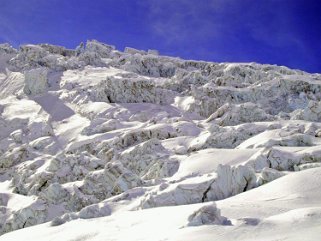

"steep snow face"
[0,41,321,240]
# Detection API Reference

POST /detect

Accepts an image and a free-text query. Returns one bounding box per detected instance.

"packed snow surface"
[0,41,321,240]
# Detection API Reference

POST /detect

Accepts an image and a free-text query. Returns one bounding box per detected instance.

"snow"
[172,148,258,179]
[0,40,321,240]
[2,169,321,241]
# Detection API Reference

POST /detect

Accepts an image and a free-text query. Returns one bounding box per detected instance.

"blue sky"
[0,0,320,73]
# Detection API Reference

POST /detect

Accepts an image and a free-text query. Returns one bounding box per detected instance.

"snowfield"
[0,41,321,240]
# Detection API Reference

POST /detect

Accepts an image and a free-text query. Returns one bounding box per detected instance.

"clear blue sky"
[0,0,320,73]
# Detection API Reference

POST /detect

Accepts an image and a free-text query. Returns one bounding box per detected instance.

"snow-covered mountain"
[0,40,321,241]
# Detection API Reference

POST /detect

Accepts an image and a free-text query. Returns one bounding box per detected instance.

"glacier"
[0,40,321,240]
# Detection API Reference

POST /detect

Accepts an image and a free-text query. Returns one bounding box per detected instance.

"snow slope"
[0,41,321,240]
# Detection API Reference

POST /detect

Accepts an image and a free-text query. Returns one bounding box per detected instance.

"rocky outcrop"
[206,102,274,126]
[93,76,177,104]
[187,203,231,226]
[23,67,49,95]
